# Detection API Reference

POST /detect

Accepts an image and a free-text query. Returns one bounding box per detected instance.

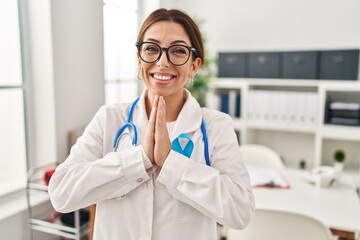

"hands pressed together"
[143,95,171,167]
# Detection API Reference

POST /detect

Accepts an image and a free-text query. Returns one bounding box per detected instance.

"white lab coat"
[48,90,254,240]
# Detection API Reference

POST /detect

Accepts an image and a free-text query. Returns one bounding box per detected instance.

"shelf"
[216,78,360,88]
[247,79,319,87]
[321,125,360,141]
[30,217,89,239]
[246,122,316,134]
[213,79,247,88]
[27,164,89,240]
[232,118,243,130]
[216,78,320,87]
[211,77,360,177]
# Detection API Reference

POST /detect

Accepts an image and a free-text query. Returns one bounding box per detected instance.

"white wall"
[26,0,105,168]
[51,0,105,163]
[161,0,360,53]
[25,0,57,169]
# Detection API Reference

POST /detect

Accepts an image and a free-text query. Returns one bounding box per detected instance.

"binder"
[220,92,229,114]
[235,93,241,118]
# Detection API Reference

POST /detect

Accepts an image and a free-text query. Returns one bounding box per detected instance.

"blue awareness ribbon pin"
[171,133,194,158]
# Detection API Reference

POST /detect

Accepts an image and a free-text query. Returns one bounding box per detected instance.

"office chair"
[225,208,333,240]
[239,144,284,170]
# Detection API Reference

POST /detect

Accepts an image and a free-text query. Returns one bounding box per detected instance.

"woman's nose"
[157,50,170,67]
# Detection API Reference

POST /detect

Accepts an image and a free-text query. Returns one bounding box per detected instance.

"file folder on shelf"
[247,90,318,127]
[218,90,241,118]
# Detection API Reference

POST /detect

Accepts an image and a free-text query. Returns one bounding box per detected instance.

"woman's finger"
[143,95,159,163]
[154,96,171,166]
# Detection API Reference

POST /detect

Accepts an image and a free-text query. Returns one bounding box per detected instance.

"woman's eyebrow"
[145,38,161,44]
[171,40,189,45]
[144,38,189,46]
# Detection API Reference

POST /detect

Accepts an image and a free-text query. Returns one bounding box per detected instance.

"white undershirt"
[166,121,176,134]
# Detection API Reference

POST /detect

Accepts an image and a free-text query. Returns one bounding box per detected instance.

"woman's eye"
[172,47,187,55]
[145,46,159,53]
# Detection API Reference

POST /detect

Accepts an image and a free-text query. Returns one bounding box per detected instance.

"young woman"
[49,8,254,240]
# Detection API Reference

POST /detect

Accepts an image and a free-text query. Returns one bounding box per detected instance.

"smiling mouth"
[152,73,176,81]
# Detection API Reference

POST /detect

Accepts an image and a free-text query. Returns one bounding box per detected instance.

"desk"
[251,168,360,240]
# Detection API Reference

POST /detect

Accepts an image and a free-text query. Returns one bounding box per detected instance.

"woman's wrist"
[140,145,153,170]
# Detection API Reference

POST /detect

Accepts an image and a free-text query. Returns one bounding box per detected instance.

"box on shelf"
[248,52,281,78]
[218,52,247,78]
[319,49,359,80]
[282,51,318,79]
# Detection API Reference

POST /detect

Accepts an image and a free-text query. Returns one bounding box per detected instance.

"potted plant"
[333,149,346,171]
[186,17,215,107]
[299,159,307,170]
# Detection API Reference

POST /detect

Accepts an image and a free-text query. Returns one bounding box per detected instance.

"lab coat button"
[136,178,143,183]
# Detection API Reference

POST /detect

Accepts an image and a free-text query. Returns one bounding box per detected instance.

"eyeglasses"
[136,41,197,66]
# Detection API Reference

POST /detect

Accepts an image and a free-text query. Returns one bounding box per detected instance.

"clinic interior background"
[0,0,359,239]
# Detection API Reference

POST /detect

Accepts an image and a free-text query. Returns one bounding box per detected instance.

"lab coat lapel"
[132,90,149,145]
[169,90,202,141]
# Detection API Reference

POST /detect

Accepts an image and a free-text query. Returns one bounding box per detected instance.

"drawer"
[282,51,318,79]
[319,49,359,80]
[218,52,247,78]
[249,52,280,78]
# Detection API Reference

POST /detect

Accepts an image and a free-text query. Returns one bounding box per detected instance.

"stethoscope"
[112,97,211,166]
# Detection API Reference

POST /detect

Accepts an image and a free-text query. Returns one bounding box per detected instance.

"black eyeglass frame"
[136,41,198,66]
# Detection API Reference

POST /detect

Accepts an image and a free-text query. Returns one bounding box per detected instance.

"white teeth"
[153,74,172,81]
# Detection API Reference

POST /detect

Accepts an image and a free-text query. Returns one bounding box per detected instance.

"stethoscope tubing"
[201,120,210,167]
[113,122,137,150]
[112,97,140,150]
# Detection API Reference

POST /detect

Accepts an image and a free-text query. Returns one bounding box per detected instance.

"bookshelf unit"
[208,78,360,172]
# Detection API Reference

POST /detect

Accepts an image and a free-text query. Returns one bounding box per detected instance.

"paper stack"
[327,102,360,126]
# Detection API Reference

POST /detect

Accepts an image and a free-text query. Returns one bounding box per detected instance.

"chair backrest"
[226,208,333,240]
[239,144,284,170]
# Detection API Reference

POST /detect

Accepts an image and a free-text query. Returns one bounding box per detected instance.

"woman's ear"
[137,52,142,67]
[189,57,202,77]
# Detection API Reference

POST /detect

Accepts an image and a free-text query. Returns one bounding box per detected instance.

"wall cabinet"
[208,78,360,174]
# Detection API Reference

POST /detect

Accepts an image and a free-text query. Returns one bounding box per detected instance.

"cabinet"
[208,78,360,175]
[27,164,89,240]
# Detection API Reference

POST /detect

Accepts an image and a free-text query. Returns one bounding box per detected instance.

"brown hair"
[137,8,204,65]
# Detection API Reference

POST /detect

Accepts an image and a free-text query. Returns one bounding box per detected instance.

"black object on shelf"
[282,51,319,79]
[218,52,247,78]
[235,93,241,118]
[60,210,90,227]
[248,52,281,78]
[325,101,360,126]
[319,49,359,80]
[329,117,360,126]
[217,49,359,80]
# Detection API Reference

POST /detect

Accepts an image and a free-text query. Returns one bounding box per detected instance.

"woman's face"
[137,21,201,100]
